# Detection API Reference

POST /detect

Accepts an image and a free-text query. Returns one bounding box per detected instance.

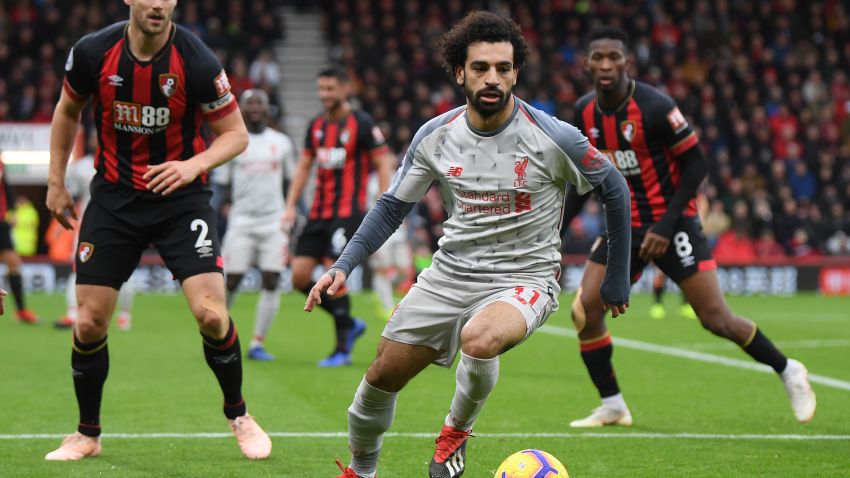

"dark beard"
[464,83,511,119]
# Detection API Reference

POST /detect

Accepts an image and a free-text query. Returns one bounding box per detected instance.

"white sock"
[251,289,280,348]
[66,272,77,319]
[601,393,627,409]
[446,352,499,431]
[372,273,395,312]
[118,282,135,315]
[348,378,398,477]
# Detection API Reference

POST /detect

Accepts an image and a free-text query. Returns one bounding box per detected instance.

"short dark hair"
[438,11,530,78]
[586,26,630,52]
[317,65,349,83]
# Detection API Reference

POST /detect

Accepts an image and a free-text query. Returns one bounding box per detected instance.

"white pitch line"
[674,339,850,351]
[538,325,850,392]
[1,432,848,441]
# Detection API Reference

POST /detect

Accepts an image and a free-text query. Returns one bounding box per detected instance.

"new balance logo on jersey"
[446,166,463,177]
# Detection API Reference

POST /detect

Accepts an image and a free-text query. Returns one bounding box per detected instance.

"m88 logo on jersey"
[601,149,641,177]
[112,101,171,134]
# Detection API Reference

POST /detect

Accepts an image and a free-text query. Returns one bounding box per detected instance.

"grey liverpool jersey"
[389,98,615,280]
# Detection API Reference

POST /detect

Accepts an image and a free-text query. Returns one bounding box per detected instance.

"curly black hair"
[438,11,530,79]
[586,26,630,52]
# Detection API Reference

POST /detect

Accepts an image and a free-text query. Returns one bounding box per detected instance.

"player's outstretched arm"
[47,89,85,230]
[144,109,248,195]
[639,146,707,260]
[304,269,348,312]
[596,169,632,317]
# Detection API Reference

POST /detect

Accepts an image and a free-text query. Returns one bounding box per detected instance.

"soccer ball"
[494,449,569,477]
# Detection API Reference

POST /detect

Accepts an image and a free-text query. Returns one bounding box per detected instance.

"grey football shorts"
[382,262,559,367]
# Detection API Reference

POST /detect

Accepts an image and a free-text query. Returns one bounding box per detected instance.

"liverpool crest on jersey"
[514,156,529,187]
[620,120,636,143]
[159,73,178,98]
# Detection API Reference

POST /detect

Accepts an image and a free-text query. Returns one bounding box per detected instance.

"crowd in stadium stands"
[5,0,850,261]
[0,0,284,127]
[323,0,850,258]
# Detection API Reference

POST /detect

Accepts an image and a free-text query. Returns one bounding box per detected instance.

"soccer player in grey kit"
[306,12,632,478]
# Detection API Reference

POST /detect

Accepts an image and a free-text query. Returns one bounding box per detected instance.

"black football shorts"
[294,215,365,260]
[589,217,716,284]
[76,196,222,289]
[0,221,14,251]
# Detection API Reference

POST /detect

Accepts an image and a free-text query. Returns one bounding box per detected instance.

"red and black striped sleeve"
[183,35,238,123]
[63,31,101,101]
[653,92,699,157]
[355,111,390,157]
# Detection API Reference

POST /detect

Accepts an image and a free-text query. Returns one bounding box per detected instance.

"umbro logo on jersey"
[108,75,124,87]
[446,166,463,177]
[589,127,600,139]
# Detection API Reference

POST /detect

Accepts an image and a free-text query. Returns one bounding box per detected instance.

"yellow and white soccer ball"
[494,449,569,478]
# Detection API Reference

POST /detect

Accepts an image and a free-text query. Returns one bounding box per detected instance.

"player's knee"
[260,271,280,291]
[696,304,734,338]
[364,365,407,393]
[225,273,243,292]
[74,313,110,341]
[196,309,226,336]
[460,327,502,359]
[191,295,228,335]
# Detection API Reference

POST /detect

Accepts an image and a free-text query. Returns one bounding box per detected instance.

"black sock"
[72,334,109,437]
[325,294,354,352]
[201,318,246,419]
[8,273,24,310]
[653,286,663,304]
[580,334,620,398]
[743,328,788,373]
[299,284,354,352]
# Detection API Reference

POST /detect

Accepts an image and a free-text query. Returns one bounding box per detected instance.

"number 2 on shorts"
[191,219,212,248]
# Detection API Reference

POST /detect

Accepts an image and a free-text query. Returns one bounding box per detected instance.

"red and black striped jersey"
[303,110,389,220]
[575,80,700,229]
[62,21,237,200]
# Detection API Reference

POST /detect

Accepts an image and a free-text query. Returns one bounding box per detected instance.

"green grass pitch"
[1,292,848,477]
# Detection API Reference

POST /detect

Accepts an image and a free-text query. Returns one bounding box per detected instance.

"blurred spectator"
[754,230,787,259]
[249,49,281,89]
[702,200,731,248]
[787,161,818,202]
[10,196,38,257]
[713,223,757,262]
